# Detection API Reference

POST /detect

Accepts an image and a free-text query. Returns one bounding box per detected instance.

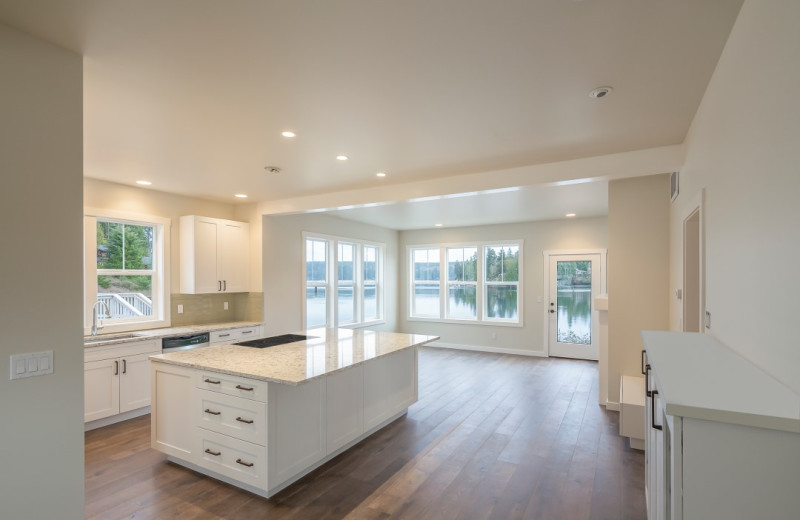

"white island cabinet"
[642,331,800,520]
[150,328,436,497]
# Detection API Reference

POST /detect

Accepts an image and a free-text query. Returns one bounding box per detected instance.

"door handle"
[651,390,663,431]
[122,359,127,374]
[645,364,652,397]
[218,280,222,292]
[223,280,227,291]
[641,350,647,374]
[114,360,119,375]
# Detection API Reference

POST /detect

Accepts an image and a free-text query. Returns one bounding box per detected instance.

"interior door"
[548,253,600,360]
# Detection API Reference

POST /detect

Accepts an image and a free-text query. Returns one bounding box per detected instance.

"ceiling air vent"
[670,171,679,202]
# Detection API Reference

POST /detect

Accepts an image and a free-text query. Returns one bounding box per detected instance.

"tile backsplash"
[171,292,263,326]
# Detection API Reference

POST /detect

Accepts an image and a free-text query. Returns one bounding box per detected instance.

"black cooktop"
[234,334,314,349]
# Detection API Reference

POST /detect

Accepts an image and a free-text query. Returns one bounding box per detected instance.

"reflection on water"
[557,289,591,344]
[413,285,518,320]
[306,287,377,328]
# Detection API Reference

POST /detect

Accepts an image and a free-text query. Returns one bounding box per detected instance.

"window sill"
[341,320,386,330]
[406,317,523,328]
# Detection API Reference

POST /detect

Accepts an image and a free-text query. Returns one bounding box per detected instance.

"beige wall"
[0,24,85,519]
[399,217,608,354]
[672,0,800,393]
[608,175,670,405]
[262,213,400,336]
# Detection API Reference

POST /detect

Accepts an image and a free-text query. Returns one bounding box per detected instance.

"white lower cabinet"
[151,346,418,497]
[209,325,263,346]
[84,340,160,425]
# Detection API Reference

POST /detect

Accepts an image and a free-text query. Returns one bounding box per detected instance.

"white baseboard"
[427,341,547,358]
[604,401,620,411]
[85,406,150,431]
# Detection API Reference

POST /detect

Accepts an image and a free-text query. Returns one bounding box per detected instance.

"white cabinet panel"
[119,352,153,413]
[84,359,119,422]
[180,215,249,294]
[326,366,364,454]
[364,348,417,430]
[151,363,194,458]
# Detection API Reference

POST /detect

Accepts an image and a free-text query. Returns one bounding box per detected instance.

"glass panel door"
[548,253,600,360]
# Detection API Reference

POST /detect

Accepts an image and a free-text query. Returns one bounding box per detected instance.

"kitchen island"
[149,328,438,497]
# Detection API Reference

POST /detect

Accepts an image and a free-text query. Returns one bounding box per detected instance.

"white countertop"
[84,321,263,348]
[150,328,439,385]
[642,331,800,433]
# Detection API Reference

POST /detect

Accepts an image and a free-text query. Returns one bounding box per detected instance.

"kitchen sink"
[234,334,314,349]
[83,333,141,344]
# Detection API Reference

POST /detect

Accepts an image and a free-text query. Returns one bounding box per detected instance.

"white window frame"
[304,237,330,329]
[302,232,385,329]
[84,208,171,335]
[408,240,523,327]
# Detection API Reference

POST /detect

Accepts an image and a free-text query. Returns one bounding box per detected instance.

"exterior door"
[547,253,602,360]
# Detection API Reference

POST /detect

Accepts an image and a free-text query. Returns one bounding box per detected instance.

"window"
[409,241,522,325]
[84,211,170,334]
[446,246,477,319]
[411,248,440,317]
[303,234,384,328]
[305,238,328,328]
[484,244,520,322]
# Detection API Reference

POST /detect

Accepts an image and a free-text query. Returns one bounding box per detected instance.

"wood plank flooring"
[85,347,645,520]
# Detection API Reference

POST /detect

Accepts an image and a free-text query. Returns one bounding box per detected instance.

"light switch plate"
[9,351,53,380]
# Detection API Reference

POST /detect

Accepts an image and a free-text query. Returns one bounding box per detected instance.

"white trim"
[84,406,150,431]
[605,401,621,412]
[84,206,171,226]
[407,316,523,328]
[427,341,546,358]
[679,188,705,334]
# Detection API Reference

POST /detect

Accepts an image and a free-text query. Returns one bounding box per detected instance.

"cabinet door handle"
[236,458,254,468]
[223,280,227,291]
[651,390,663,431]
[645,364,652,397]
[235,384,254,391]
[204,378,221,385]
[218,333,230,338]
[218,280,222,292]
[122,359,127,374]
[242,330,253,335]
[204,448,221,457]
[236,416,254,424]
[114,360,119,375]
[204,408,221,416]
[641,350,647,375]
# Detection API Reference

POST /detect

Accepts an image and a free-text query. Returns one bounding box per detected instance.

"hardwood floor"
[85,347,646,520]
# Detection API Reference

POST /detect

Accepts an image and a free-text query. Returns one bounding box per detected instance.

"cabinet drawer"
[194,428,267,490]
[196,371,267,402]
[195,388,266,445]
[210,326,260,345]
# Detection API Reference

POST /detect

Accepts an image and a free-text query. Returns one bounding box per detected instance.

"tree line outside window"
[410,242,522,323]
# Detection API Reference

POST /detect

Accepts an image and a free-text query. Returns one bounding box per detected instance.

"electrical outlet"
[705,311,711,329]
[224,301,229,310]
[177,304,184,314]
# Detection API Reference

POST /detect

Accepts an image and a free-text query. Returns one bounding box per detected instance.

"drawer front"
[196,388,266,445]
[210,326,260,345]
[85,339,159,362]
[196,371,267,402]
[194,428,267,490]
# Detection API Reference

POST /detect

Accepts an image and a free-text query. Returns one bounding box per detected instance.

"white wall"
[608,175,670,405]
[399,217,608,355]
[0,23,85,519]
[671,0,800,393]
[262,213,400,335]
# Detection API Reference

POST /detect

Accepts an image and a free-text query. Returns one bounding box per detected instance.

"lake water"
[557,288,591,344]
[306,287,377,327]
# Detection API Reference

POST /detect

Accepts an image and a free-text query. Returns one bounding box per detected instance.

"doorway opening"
[683,207,702,332]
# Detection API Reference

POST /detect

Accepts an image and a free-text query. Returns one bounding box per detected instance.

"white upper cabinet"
[180,215,250,294]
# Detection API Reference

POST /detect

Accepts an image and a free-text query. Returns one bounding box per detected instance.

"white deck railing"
[98,293,153,318]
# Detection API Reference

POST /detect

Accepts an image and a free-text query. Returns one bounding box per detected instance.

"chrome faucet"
[91,300,112,336]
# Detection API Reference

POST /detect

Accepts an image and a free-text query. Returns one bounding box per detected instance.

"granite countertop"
[150,327,439,385]
[83,321,264,348]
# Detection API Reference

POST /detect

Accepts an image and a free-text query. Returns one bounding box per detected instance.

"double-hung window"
[409,241,522,325]
[304,234,384,328]
[84,210,170,334]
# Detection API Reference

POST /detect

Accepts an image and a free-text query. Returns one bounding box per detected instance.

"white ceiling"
[0,0,743,228]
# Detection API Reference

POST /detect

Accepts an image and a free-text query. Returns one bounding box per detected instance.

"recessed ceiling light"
[589,86,613,99]
[435,223,443,227]
[336,155,349,161]
[235,194,248,198]
[281,131,296,138]
[135,180,152,186]
[376,172,386,177]
[566,213,577,217]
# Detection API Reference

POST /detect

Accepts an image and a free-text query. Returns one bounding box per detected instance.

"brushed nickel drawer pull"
[236,417,254,424]
[236,458,254,468]
[235,384,254,391]
[204,448,221,456]
[218,333,230,338]
[242,330,253,334]
[204,378,221,385]
[204,409,221,416]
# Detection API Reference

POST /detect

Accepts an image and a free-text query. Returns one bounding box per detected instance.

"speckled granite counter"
[84,321,263,348]
[150,328,438,385]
